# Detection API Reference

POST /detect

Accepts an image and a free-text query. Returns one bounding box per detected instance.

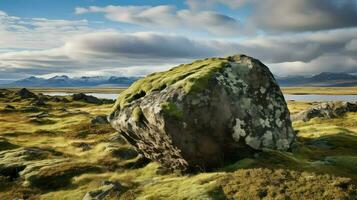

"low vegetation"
[0,88,356,199]
[114,57,229,110]
[282,87,357,95]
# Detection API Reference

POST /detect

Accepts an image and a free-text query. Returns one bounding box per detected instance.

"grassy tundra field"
[282,87,357,95]
[0,87,356,199]
[5,87,357,95]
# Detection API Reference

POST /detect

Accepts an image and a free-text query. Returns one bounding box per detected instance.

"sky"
[0,0,357,80]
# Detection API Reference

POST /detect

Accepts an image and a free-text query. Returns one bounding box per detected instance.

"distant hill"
[2,72,357,88]
[2,75,140,87]
[276,72,357,87]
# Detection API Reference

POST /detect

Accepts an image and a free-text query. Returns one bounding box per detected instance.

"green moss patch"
[132,106,143,122]
[160,102,184,119]
[219,168,356,199]
[114,58,229,110]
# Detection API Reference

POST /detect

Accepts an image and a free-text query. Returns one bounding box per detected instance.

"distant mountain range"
[275,72,357,87]
[1,75,140,87]
[1,72,356,88]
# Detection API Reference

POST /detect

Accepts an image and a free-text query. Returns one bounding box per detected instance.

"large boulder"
[109,55,295,171]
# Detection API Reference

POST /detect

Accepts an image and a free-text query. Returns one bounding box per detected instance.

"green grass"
[160,102,184,119]
[0,89,356,199]
[132,106,143,122]
[282,87,357,95]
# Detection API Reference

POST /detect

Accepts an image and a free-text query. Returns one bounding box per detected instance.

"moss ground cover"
[0,90,356,199]
[114,58,228,110]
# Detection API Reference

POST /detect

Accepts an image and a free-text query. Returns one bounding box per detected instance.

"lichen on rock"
[109,54,296,172]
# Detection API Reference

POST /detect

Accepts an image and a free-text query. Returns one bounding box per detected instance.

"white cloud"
[1,29,357,79]
[75,5,247,36]
[249,0,357,32]
[186,0,248,10]
[0,11,94,49]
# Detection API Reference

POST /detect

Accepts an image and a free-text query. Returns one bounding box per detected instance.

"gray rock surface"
[82,181,121,200]
[91,115,109,124]
[292,101,357,122]
[109,55,295,171]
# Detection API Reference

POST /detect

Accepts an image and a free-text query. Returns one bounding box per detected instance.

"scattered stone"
[91,115,109,124]
[292,101,357,122]
[72,93,103,104]
[30,98,46,106]
[51,96,70,103]
[82,181,121,200]
[16,88,37,99]
[111,147,138,160]
[109,55,295,171]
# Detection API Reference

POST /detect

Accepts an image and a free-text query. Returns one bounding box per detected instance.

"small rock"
[82,181,121,200]
[111,147,138,160]
[31,98,46,106]
[52,96,70,103]
[91,115,108,124]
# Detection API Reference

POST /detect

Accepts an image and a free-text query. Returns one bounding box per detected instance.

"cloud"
[75,5,247,36]
[249,0,357,32]
[1,29,356,79]
[186,0,357,32]
[270,54,357,76]
[185,0,248,10]
[0,11,94,49]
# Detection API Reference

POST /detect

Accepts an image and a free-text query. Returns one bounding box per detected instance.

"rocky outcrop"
[109,55,295,171]
[292,101,357,122]
[17,88,37,99]
[72,93,103,104]
[72,93,114,104]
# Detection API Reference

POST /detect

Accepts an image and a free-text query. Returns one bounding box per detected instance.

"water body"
[43,92,118,100]
[284,94,356,102]
[44,92,357,102]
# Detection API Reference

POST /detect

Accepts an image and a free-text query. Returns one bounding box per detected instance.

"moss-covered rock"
[109,55,295,171]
